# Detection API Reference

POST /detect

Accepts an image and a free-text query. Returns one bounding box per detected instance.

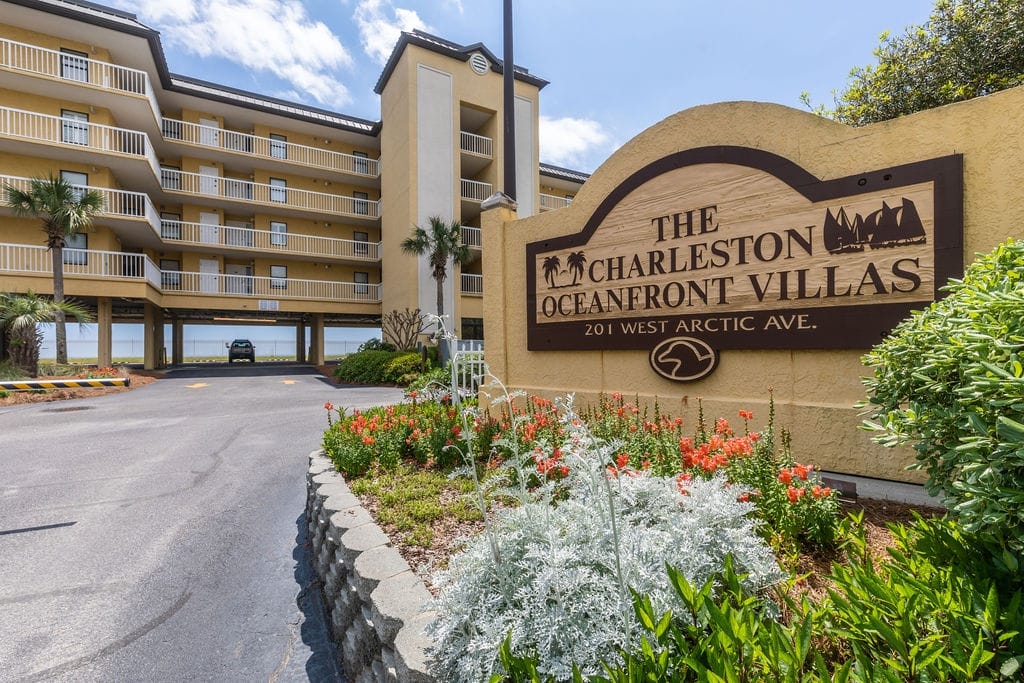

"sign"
[258,299,280,311]
[526,147,963,379]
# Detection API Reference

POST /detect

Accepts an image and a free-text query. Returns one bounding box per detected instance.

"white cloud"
[354,0,431,65]
[115,0,353,109]
[539,115,612,170]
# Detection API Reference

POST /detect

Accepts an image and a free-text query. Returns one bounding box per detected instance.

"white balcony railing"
[159,219,381,260]
[460,131,493,157]
[0,243,161,289]
[0,242,381,303]
[171,272,380,302]
[461,273,483,295]
[0,106,160,176]
[0,174,161,236]
[0,38,160,120]
[539,193,573,211]
[460,178,492,202]
[161,118,381,177]
[461,226,482,248]
[159,169,380,218]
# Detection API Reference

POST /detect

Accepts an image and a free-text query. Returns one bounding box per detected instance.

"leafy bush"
[357,337,396,352]
[0,359,27,380]
[863,239,1024,550]
[427,416,782,682]
[333,350,422,385]
[503,516,1024,682]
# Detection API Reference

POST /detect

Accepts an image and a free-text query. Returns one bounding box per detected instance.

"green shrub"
[862,239,1024,551]
[334,350,422,385]
[357,337,396,352]
[0,359,27,380]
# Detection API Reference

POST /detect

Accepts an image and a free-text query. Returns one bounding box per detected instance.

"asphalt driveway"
[0,363,403,682]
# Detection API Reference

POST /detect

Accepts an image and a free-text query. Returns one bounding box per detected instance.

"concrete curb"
[306,450,436,683]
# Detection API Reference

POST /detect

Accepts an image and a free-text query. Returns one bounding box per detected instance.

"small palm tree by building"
[4,175,104,364]
[401,216,472,324]
[0,291,93,376]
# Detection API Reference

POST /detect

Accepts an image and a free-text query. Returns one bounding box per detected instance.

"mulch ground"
[0,370,161,405]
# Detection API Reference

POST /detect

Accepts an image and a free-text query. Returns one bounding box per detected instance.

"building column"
[96,297,112,368]
[295,322,306,363]
[143,303,165,370]
[480,193,519,391]
[308,314,325,366]
[172,319,184,366]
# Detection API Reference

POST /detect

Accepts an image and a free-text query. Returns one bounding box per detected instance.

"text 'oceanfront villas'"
[0,0,586,367]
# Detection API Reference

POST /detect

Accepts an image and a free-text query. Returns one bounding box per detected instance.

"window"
[61,110,89,146]
[270,177,287,203]
[270,134,287,159]
[353,231,369,256]
[160,212,182,240]
[160,259,181,289]
[161,165,181,190]
[354,271,369,296]
[353,150,369,175]
[60,170,88,202]
[59,48,89,82]
[461,317,485,340]
[270,264,287,289]
[270,221,287,246]
[353,191,369,216]
[63,232,87,265]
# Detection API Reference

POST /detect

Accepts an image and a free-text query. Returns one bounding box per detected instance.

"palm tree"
[542,255,561,288]
[0,291,93,376]
[400,216,472,324]
[4,175,104,364]
[566,251,587,286]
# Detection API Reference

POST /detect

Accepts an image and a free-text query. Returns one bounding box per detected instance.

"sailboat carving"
[823,198,926,255]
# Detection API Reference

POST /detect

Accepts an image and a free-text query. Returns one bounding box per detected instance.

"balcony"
[461,226,481,249]
[461,273,483,296]
[159,219,381,261]
[159,169,380,220]
[161,118,380,179]
[0,38,161,130]
[460,131,492,157]
[460,178,492,202]
[0,242,381,304]
[540,193,573,211]
[0,106,160,179]
[1,174,161,242]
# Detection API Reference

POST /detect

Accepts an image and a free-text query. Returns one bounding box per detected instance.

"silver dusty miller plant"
[426,386,784,682]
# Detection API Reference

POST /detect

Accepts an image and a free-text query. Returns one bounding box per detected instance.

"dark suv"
[227,339,255,363]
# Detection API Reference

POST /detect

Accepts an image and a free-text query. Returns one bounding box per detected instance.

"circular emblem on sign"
[649,336,719,382]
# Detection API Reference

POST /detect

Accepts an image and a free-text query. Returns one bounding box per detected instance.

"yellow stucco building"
[0,0,585,368]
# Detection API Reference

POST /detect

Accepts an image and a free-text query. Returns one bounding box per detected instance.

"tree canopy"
[813,0,1024,126]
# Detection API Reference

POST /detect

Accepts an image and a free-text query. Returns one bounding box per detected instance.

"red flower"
[792,463,810,481]
[737,492,750,502]
[738,409,754,421]
[616,452,630,469]
[786,486,803,504]
[361,435,375,446]
[778,469,793,484]
[675,472,692,495]
[323,402,334,411]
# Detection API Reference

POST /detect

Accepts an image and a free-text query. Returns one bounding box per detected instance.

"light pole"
[502,0,516,202]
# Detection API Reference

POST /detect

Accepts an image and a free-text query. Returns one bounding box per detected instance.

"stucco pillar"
[96,297,112,368]
[143,303,166,370]
[171,319,184,366]
[480,193,519,388]
[296,322,306,363]
[308,314,325,366]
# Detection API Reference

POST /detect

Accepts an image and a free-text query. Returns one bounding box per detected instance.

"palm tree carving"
[401,216,472,324]
[566,251,587,286]
[4,175,103,364]
[542,255,561,288]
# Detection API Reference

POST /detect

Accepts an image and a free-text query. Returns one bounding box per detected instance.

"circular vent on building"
[469,52,489,74]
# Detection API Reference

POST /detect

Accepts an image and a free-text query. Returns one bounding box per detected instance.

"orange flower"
[616,453,630,469]
[361,435,375,446]
[675,472,692,495]
[786,486,804,503]
[737,492,750,502]
[793,463,810,480]
[324,402,334,411]
[738,409,754,421]
[778,469,793,484]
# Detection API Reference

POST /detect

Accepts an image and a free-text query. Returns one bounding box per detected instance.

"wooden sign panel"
[526,147,963,374]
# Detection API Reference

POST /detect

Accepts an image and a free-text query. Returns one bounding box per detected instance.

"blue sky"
[107,0,938,173]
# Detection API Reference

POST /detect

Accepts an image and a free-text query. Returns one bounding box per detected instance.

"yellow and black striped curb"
[0,377,130,391]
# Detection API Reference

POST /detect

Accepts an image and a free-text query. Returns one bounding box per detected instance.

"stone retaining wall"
[306,450,436,682]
